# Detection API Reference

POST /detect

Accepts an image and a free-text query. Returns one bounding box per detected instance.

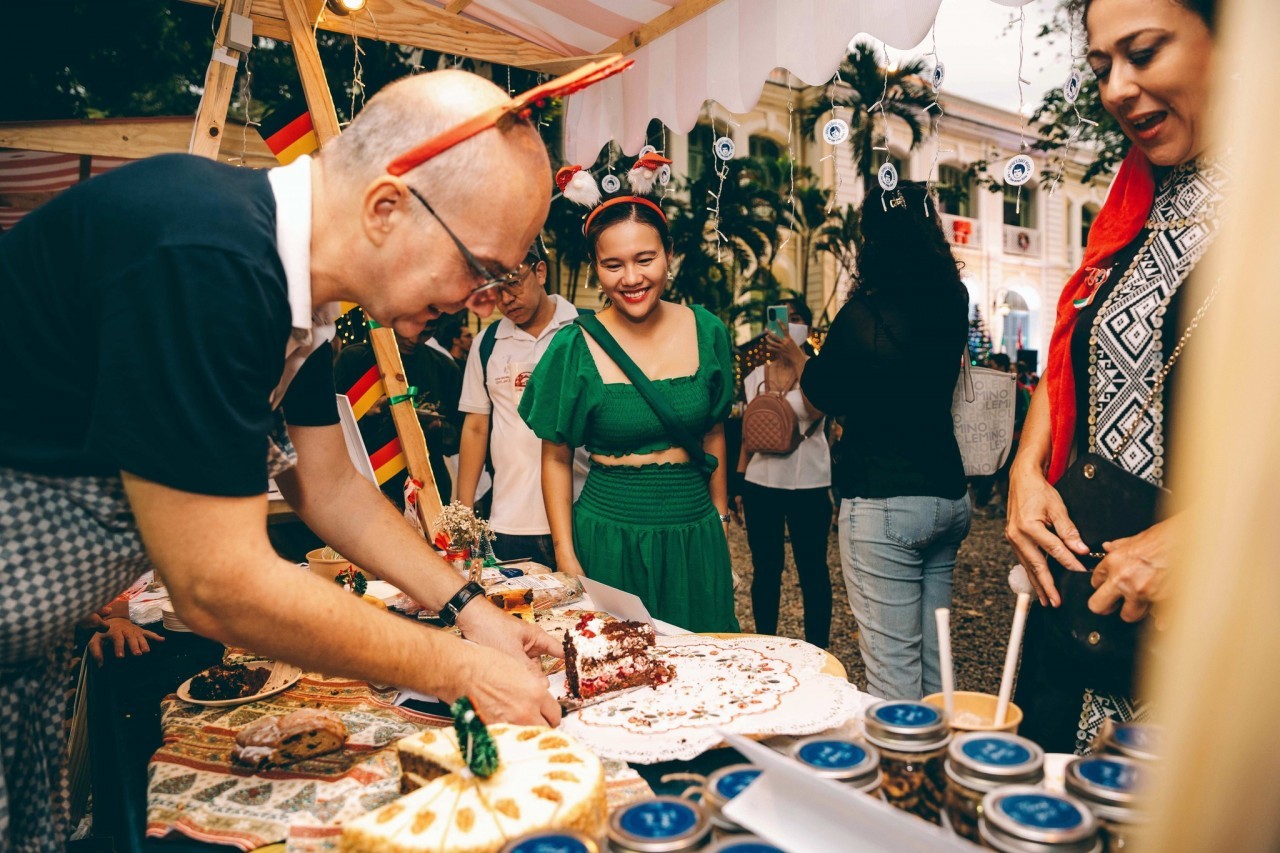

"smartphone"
[766,304,788,338]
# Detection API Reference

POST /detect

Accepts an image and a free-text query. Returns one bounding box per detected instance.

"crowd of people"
[0,0,1227,846]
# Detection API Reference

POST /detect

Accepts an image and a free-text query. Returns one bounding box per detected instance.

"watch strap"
[439,581,485,627]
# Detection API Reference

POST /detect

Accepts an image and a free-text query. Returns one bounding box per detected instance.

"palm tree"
[801,40,935,191]
[812,202,863,328]
[664,156,786,320]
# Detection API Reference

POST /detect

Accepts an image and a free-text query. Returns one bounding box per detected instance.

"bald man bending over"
[0,70,559,848]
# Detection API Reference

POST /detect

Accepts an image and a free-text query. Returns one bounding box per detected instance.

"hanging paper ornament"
[1063,70,1083,105]
[877,161,899,192]
[658,164,672,186]
[931,62,946,92]
[600,173,621,194]
[1004,154,1034,186]
[822,118,850,146]
[638,144,657,157]
[714,136,736,161]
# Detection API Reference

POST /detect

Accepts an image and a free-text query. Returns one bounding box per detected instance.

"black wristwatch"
[438,581,485,628]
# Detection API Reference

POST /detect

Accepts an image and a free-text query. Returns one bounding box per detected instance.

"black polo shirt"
[0,154,337,497]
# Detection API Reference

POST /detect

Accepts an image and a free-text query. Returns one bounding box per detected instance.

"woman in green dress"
[517,196,739,632]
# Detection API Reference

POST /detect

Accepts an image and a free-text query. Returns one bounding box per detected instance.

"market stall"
[68,0,1170,850]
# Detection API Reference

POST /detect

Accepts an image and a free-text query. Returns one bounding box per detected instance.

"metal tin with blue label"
[703,764,763,831]
[607,796,711,853]
[946,731,1045,793]
[862,700,951,753]
[500,830,599,853]
[1065,755,1147,823]
[703,837,784,853]
[1098,721,1162,762]
[789,737,881,793]
[980,786,1101,853]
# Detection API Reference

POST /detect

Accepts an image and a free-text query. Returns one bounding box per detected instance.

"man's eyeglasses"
[406,186,527,296]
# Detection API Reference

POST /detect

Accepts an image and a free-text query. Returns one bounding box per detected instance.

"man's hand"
[730,494,744,526]
[88,618,165,665]
[76,604,113,632]
[452,643,561,726]
[457,601,563,677]
[1089,518,1177,623]
[1005,461,1089,607]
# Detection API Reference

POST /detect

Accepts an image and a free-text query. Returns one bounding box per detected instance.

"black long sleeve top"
[801,286,968,499]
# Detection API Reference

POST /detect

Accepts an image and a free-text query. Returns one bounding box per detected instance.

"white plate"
[177,660,302,707]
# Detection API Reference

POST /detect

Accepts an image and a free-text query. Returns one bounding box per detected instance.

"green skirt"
[573,463,739,633]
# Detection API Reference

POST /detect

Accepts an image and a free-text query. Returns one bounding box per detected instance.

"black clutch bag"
[1044,451,1169,688]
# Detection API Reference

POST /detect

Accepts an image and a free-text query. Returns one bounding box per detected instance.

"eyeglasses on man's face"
[405,186,526,297]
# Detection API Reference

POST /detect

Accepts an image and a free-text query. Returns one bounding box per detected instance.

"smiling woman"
[517,195,740,633]
[1007,0,1228,753]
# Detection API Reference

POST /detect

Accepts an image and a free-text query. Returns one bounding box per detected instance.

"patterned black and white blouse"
[1072,155,1231,487]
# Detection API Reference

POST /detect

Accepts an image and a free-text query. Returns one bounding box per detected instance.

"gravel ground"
[728,500,1019,695]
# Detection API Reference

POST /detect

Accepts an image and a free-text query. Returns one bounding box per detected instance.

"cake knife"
[558,684,650,714]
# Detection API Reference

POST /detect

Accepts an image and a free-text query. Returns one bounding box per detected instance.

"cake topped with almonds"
[339,724,605,853]
[563,615,674,701]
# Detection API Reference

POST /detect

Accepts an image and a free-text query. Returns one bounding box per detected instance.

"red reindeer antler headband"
[386,54,633,176]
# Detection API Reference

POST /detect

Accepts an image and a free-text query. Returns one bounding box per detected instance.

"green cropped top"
[517,305,734,465]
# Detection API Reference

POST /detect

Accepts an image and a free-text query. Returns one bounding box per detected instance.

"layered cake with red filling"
[562,615,673,700]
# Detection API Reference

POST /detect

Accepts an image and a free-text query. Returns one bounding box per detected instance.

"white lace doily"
[555,636,872,764]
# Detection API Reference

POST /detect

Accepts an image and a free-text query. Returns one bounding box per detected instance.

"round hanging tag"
[822,118,850,146]
[1063,70,1083,105]
[600,173,621,193]
[658,164,672,186]
[714,136,736,161]
[877,162,899,192]
[638,144,657,157]
[1004,154,1034,186]
[931,62,946,92]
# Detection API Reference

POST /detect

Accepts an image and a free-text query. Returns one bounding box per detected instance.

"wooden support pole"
[190,0,254,159]
[280,0,344,145]
[368,327,445,536]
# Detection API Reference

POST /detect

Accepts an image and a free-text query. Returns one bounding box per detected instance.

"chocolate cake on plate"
[562,614,673,700]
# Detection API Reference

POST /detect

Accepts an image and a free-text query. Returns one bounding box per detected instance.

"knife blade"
[558,683,650,713]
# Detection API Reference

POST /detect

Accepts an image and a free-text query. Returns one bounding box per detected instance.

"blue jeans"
[839,495,971,700]
[491,532,558,571]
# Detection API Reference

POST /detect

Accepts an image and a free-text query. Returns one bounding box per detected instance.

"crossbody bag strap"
[575,315,713,472]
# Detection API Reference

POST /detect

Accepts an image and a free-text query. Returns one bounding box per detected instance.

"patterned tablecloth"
[144,672,652,851]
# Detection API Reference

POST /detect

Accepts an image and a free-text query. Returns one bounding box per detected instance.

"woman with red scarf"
[1006,0,1224,752]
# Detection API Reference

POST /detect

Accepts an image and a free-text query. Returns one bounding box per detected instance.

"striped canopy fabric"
[423,0,1034,164]
[0,150,132,231]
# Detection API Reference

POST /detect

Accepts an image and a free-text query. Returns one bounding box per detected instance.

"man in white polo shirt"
[456,245,585,569]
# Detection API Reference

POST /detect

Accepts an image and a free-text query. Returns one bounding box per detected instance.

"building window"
[936,165,973,218]
[749,135,782,161]
[687,123,714,185]
[1003,185,1036,229]
[1081,203,1099,248]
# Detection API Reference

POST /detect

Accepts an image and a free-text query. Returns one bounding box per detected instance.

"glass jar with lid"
[1064,755,1148,851]
[944,732,1044,842]
[702,764,763,835]
[501,830,600,853]
[1094,721,1162,763]
[979,786,1101,853]
[788,737,882,796]
[860,700,952,824]
[607,796,712,853]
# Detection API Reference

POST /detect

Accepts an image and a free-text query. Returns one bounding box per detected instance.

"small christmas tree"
[968,305,994,365]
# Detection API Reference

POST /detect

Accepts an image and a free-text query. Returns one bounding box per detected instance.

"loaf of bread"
[233,709,348,768]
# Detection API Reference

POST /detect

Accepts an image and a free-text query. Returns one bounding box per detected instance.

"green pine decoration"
[334,567,367,596]
[450,697,500,779]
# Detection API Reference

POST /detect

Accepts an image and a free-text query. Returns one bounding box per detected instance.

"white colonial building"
[659,70,1110,372]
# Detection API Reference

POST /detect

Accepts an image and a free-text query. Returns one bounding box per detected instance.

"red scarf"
[1043,147,1155,482]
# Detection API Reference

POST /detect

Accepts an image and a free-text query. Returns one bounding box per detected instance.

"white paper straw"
[995,593,1032,726]
[935,608,954,718]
